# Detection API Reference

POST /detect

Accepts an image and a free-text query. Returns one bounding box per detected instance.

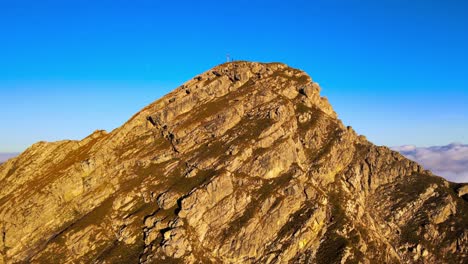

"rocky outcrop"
[0,62,466,263]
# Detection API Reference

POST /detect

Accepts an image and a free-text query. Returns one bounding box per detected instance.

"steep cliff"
[0,62,467,263]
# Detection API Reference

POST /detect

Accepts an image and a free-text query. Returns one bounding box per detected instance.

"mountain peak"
[0,62,466,263]
[135,61,336,134]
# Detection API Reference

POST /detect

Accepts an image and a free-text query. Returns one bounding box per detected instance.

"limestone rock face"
[0,62,467,264]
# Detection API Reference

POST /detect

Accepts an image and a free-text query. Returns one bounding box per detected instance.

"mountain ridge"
[0,61,467,263]
[0,153,20,164]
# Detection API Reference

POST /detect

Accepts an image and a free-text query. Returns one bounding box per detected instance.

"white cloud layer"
[392,143,468,183]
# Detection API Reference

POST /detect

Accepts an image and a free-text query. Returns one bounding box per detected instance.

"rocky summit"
[0,62,467,264]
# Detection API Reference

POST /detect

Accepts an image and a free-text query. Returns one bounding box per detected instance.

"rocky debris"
[0,61,466,263]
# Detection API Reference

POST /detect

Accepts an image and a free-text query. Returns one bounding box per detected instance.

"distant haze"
[0,153,19,163]
[392,143,468,183]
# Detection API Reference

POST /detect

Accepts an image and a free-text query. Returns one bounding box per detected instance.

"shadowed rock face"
[0,62,467,264]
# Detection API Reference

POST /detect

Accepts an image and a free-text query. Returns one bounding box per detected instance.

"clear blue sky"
[1,0,467,152]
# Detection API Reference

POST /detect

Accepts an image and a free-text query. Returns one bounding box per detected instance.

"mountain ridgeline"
[0,62,467,263]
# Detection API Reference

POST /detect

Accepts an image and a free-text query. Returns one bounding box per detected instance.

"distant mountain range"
[0,153,19,164]
[392,143,468,183]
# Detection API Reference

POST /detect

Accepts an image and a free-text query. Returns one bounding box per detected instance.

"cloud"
[0,153,19,163]
[392,143,468,183]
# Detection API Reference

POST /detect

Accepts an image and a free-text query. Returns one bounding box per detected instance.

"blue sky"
[1,0,467,152]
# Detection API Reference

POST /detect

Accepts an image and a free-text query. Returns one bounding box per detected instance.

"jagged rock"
[157,191,180,210]
[0,61,466,263]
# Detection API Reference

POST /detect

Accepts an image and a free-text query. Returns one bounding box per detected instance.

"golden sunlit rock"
[0,62,467,263]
